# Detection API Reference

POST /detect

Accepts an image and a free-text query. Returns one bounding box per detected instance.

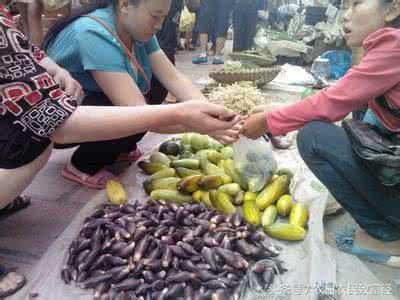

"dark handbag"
[343,96,400,186]
[186,0,201,12]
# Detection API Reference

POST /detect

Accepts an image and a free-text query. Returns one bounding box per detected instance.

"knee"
[297,121,329,160]
[0,195,14,209]
[35,144,52,169]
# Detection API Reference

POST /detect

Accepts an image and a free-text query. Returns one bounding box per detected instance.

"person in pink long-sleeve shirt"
[242,0,400,267]
[267,27,400,135]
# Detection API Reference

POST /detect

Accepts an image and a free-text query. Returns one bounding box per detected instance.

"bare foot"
[354,229,400,256]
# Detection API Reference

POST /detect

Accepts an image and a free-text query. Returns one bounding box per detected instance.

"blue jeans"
[297,121,400,241]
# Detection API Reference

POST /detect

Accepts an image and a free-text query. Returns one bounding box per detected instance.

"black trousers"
[233,2,258,52]
[56,54,175,175]
[66,92,149,175]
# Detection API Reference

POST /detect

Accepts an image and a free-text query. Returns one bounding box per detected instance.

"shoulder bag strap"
[376,95,400,119]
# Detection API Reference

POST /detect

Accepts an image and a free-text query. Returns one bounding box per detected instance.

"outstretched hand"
[240,112,268,139]
[210,122,244,144]
[178,101,242,142]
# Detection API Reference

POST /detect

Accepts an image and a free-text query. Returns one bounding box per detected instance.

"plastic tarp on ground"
[14,134,397,300]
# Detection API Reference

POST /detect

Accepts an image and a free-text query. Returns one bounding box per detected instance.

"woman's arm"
[153,124,190,134]
[89,53,239,142]
[149,50,206,102]
[92,70,147,106]
[51,104,179,144]
[243,29,400,138]
[51,100,240,144]
[90,71,202,134]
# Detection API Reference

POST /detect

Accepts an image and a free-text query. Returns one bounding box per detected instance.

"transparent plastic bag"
[233,137,277,192]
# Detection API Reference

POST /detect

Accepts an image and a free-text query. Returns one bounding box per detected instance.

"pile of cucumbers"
[137,133,309,241]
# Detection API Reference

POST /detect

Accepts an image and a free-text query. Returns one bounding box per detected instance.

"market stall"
[13,125,396,300]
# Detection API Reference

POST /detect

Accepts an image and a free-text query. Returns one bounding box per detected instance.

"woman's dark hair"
[42,0,140,50]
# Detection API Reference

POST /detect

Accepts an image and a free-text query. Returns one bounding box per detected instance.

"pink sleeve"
[266,29,400,136]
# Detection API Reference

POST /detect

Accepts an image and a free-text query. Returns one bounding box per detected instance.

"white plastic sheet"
[15,137,397,300]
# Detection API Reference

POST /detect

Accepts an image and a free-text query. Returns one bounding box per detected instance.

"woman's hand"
[210,122,243,145]
[177,100,241,136]
[39,57,83,98]
[240,112,268,139]
[52,67,83,98]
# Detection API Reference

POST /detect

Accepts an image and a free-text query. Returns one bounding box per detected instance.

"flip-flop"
[61,164,118,190]
[325,226,400,268]
[116,148,143,163]
[0,195,31,218]
[0,264,25,298]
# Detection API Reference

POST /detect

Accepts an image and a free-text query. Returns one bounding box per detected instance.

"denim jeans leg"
[297,121,400,241]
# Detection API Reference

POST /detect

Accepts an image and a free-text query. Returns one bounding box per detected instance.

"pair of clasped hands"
[55,67,267,144]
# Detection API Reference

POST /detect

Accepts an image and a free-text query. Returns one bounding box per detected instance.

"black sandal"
[0,264,26,298]
[0,195,31,218]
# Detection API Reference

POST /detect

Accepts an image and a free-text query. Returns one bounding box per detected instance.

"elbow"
[50,132,65,144]
[50,127,71,144]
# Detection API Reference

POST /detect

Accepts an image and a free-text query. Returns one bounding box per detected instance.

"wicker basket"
[229,51,277,67]
[208,66,281,85]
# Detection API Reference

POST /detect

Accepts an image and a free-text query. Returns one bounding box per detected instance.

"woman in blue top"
[43,0,236,189]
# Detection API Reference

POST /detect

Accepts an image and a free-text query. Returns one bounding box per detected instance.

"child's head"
[343,0,400,47]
